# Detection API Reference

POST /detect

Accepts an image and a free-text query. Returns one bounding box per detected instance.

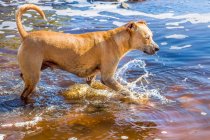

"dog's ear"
[125,21,137,32]
[138,20,147,26]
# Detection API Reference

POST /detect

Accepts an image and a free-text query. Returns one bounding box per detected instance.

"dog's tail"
[16,4,47,39]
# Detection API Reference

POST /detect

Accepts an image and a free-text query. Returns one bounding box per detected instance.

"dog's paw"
[20,96,34,104]
[119,89,131,96]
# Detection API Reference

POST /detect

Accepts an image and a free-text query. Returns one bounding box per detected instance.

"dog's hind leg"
[20,68,41,102]
[18,53,42,102]
[20,75,39,101]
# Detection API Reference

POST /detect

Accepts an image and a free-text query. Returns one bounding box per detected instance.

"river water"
[0,0,210,139]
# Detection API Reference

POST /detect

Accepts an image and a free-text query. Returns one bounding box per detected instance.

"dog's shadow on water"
[0,95,26,113]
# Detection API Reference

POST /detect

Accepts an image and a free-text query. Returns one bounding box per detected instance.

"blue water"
[0,0,210,139]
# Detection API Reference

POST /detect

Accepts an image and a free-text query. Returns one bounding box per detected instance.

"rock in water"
[120,2,130,9]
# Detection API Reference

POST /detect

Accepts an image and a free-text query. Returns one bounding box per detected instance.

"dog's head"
[125,21,159,55]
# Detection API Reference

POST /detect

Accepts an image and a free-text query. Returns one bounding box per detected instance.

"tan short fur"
[16,4,159,102]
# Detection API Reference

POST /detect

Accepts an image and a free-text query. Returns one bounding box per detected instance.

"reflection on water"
[0,0,210,139]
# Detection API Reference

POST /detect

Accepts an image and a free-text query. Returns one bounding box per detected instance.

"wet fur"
[16,4,159,102]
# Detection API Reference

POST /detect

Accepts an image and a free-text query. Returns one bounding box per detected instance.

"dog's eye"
[145,34,150,40]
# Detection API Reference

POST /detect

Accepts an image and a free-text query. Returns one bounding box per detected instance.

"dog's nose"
[151,41,159,52]
[155,47,159,51]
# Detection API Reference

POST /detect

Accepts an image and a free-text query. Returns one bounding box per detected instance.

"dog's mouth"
[143,43,159,55]
[143,45,159,55]
[143,49,156,55]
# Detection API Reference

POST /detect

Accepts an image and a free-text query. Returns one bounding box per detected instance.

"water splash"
[1,116,42,128]
[115,58,172,104]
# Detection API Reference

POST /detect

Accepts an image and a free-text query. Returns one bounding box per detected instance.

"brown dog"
[16,4,159,102]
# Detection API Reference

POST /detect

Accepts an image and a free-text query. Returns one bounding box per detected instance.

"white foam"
[82,4,210,24]
[160,42,168,46]
[166,22,180,26]
[165,34,188,39]
[15,1,210,26]
[118,0,127,2]
[99,19,107,22]
[23,13,32,18]
[35,5,53,11]
[161,131,167,134]
[113,21,125,27]
[51,2,174,20]
[71,27,80,30]
[0,21,16,30]
[5,35,15,38]
[0,1,17,7]
[173,13,210,24]
[25,26,33,31]
[201,112,207,116]
[165,20,186,26]
[55,6,119,19]
[0,134,5,140]
[164,13,210,25]
[182,78,188,82]
[208,25,210,28]
[166,26,184,29]
[25,0,40,4]
[170,45,192,50]
[198,64,204,68]
[1,116,42,128]
[0,21,32,31]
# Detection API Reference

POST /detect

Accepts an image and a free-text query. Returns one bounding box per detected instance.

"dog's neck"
[107,26,133,58]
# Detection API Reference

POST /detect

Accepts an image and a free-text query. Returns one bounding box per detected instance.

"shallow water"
[0,0,210,139]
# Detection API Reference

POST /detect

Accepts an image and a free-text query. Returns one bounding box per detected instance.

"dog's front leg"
[86,75,96,86]
[101,77,130,96]
[101,60,130,96]
[101,76,123,91]
[86,69,100,86]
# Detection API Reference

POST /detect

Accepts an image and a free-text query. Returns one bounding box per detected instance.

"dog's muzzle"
[143,41,159,55]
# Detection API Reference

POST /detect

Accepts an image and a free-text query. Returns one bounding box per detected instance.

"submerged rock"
[120,2,130,9]
[62,81,113,102]
[62,81,149,104]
